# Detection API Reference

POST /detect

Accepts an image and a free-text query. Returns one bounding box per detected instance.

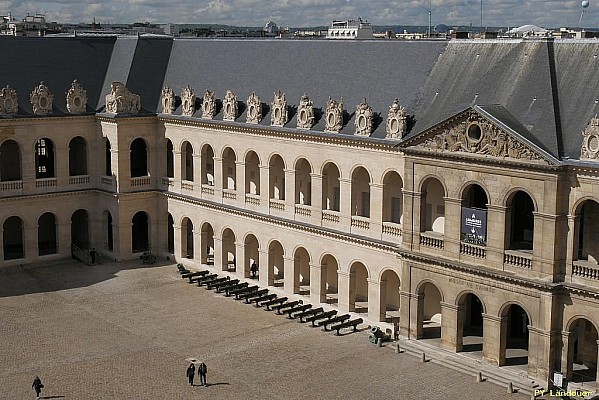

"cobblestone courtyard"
[0,260,528,399]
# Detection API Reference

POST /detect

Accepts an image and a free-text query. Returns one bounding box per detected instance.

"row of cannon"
[177,264,363,335]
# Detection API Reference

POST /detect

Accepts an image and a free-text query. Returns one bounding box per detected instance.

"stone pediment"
[402,107,555,165]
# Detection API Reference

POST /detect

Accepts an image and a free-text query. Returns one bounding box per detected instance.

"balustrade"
[131,176,151,187]
[294,204,311,217]
[460,242,486,258]
[351,216,370,230]
[69,175,90,185]
[36,178,57,188]
[245,194,260,206]
[382,222,402,236]
[420,232,444,249]
[503,250,532,269]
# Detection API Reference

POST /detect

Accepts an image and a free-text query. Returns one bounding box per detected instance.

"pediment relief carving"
[30,82,54,115]
[161,86,176,114]
[222,90,237,121]
[296,93,314,130]
[0,86,18,115]
[324,96,343,133]
[271,90,288,127]
[105,82,140,114]
[202,89,216,119]
[246,92,262,124]
[581,115,599,161]
[181,85,196,117]
[354,99,373,136]
[411,111,547,163]
[66,80,87,113]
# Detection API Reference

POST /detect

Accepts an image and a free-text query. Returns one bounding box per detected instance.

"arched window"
[182,141,193,181]
[130,138,148,178]
[295,158,312,205]
[104,138,112,176]
[245,151,260,195]
[132,211,150,252]
[71,209,90,248]
[461,184,488,245]
[3,216,24,260]
[383,171,403,224]
[222,147,236,190]
[0,140,21,181]
[35,138,55,179]
[507,191,535,250]
[420,178,445,234]
[269,154,285,200]
[201,144,215,186]
[322,162,340,211]
[351,167,371,218]
[38,212,58,255]
[69,136,87,176]
[166,139,174,178]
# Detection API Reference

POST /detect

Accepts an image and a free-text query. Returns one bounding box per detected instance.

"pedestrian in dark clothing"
[250,261,258,278]
[32,376,43,399]
[198,361,207,386]
[186,363,196,386]
[89,248,97,264]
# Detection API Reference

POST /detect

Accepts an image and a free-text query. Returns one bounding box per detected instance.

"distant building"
[326,18,373,39]
[263,21,279,35]
[160,24,180,37]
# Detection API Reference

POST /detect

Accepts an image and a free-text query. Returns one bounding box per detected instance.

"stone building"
[1,35,599,391]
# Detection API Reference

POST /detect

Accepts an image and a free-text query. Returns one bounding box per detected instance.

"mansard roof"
[3,36,599,162]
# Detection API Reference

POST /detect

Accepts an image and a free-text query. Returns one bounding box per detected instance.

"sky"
[0,0,596,29]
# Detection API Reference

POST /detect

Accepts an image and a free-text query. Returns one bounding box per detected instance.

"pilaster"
[485,204,507,268]
[310,173,323,222]
[367,278,382,322]
[370,182,384,239]
[337,270,350,313]
[310,262,322,304]
[440,301,461,351]
[339,178,352,231]
[283,255,295,294]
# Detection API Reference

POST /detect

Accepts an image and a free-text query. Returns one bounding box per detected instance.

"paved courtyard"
[0,259,529,399]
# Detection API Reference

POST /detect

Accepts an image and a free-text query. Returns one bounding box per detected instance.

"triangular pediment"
[400,106,558,165]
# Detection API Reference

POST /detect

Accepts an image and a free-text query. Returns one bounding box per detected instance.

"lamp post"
[419,0,468,37]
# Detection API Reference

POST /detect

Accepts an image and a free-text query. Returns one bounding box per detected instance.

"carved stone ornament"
[161,86,176,114]
[0,86,18,115]
[181,85,196,117]
[386,98,407,139]
[581,115,599,160]
[414,112,544,162]
[222,90,237,121]
[270,90,288,127]
[246,91,262,124]
[296,93,314,130]
[202,89,216,119]
[66,80,87,113]
[354,98,373,136]
[105,82,140,114]
[30,82,54,115]
[324,96,343,133]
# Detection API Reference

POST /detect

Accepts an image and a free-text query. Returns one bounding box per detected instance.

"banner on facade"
[461,207,487,245]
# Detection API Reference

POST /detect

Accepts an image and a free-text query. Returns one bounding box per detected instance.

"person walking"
[89,248,97,264]
[250,261,258,278]
[198,361,207,386]
[186,363,196,386]
[32,376,43,400]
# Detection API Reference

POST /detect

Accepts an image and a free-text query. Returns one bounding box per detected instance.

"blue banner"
[461,207,487,245]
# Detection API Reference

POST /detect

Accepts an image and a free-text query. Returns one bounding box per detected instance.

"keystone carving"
[30,82,54,115]
[271,90,288,127]
[181,85,196,117]
[246,92,262,124]
[66,80,87,113]
[296,93,314,130]
[386,98,407,138]
[0,86,18,115]
[324,96,343,133]
[222,90,237,121]
[161,86,176,114]
[202,89,216,119]
[105,82,140,114]
[354,99,373,136]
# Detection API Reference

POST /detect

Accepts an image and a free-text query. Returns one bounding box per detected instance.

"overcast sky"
[1,0,596,29]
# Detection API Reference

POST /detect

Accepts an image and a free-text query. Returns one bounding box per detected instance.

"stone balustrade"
[503,250,532,269]
[460,242,486,258]
[131,176,151,187]
[181,181,194,191]
[36,178,57,188]
[223,189,237,200]
[201,184,214,195]
[572,260,599,280]
[269,198,285,211]
[294,204,311,217]
[245,194,260,206]
[69,175,90,185]
[351,215,370,230]
[322,210,340,224]
[420,231,444,249]
[382,221,402,236]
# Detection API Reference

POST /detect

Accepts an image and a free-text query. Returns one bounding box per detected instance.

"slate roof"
[1,36,599,162]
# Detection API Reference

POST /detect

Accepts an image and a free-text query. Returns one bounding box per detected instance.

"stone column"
[192,154,201,195]
[24,225,38,263]
[310,262,322,305]
[401,189,422,251]
[441,302,461,352]
[235,241,245,278]
[409,293,424,339]
[173,150,182,191]
[55,145,68,188]
[173,222,182,261]
[442,196,462,256]
[565,215,578,283]
[212,157,223,201]
[560,331,573,380]
[259,165,269,213]
[193,226,202,262]
[528,326,553,384]
[235,161,245,205]
[485,204,507,269]
[310,173,323,223]
[399,290,412,337]
[483,313,507,366]
[339,178,352,232]
[370,182,384,240]
[337,270,351,313]
[258,249,270,287]
[213,236,223,271]
[284,169,296,219]
[89,213,102,250]
[368,279,383,322]
[58,220,71,259]
[283,255,294,294]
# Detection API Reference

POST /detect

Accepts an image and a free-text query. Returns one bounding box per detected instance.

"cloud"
[2,0,597,27]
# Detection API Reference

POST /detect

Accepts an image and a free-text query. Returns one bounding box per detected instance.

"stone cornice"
[159,115,401,153]
[165,191,397,253]
[0,114,96,126]
[402,148,565,173]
